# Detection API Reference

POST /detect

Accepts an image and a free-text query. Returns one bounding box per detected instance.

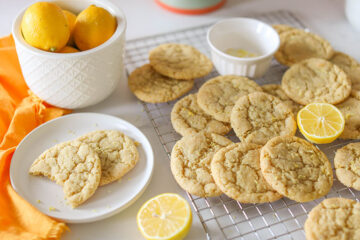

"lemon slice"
[137,193,192,240]
[297,103,345,144]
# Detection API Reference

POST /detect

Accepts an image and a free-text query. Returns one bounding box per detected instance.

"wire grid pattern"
[124,11,360,240]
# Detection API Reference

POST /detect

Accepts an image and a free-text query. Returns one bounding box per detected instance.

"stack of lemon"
[21,2,117,53]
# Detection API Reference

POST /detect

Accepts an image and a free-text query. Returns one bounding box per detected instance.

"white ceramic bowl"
[12,0,126,109]
[207,18,280,79]
[345,0,360,32]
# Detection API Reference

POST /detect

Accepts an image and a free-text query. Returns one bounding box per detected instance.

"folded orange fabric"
[0,35,71,240]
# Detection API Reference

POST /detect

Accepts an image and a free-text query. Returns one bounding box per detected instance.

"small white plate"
[10,113,154,223]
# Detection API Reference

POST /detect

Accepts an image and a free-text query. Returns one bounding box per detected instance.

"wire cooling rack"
[124,10,360,240]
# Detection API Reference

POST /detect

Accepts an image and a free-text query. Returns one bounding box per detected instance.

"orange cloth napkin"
[0,35,71,240]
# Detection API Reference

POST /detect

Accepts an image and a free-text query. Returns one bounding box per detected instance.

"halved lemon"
[137,193,192,240]
[297,103,345,144]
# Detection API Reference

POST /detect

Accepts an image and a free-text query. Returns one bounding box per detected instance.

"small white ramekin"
[12,0,126,109]
[207,18,280,79]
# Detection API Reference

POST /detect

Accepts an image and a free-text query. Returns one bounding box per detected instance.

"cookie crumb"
[49,206,56,211]
[36,200,41,203]
[134,141,140,147]
[67,130,76,135]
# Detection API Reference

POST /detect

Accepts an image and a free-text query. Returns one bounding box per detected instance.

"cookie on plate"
[260,136,333,202]
[281,58,351,105]
[29,140,101,208]
[275,29,333,66]
[197,75,262,123]
[149,43,213,80]
[272,24,296,35]
[304,198,360,240]
[334,142,360,190]
[77,130,139,186]
[336,96,360,139]
[261,84,303,115]
[128,64,194,103]
[211,142,282,203]
[171,93,231,136]
[231,92,296,145]
[170,131,232,197]
[329,51,360,99]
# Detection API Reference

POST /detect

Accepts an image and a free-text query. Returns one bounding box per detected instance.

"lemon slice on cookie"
[297,103,345,144]
[137,193,192,240]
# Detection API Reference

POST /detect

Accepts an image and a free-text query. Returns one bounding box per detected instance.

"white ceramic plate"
[10,113,154,223]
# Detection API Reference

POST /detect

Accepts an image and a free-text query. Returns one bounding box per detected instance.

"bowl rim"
[207,17,280,62]
[12,0,126,58]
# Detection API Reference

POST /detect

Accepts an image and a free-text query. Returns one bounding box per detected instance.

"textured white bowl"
[207,18,279,79]
[12,0,126,109]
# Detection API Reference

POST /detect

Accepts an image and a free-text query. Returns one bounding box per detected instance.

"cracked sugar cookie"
[171,93,231,136]
[29,140,101,208]
[282,58,351,105]
[272,24,296,35]
[231,92,296,145]
[261,84,303,115]
[334,142,360,190]
[275,29,333,66]
[329,51,360,100]
[305,198,360,240]
[211,142,282,203]
[260,136,333,202]
[197,75,262,123]
[170,131,232,197]
[128,64,194,103]
[149,43,213,80]
[336,96,360,140]
[77,130,139,186]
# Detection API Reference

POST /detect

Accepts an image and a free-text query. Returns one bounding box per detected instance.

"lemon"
[137,193,192,240]
[58,46,79,53]
[63,10,77,46]
[21,2,70,52]
[73,5,117,51]
[297,103,345,144]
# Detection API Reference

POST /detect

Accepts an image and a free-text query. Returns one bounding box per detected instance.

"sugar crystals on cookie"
[170,131,232,197]
[149,43,213,80]
[211,142,282,203]
[275,29,333,66]
[305,198,360,240]
[334,142,360,190]
[282,58,351,105]
[128,64,194,103]
[171,93,231,136]
[260,136,333,202]
[231,92,297,145]
[197,75,262,123]
[29,140,102,208]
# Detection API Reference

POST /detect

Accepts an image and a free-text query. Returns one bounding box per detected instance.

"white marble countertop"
[1,0,360,239]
